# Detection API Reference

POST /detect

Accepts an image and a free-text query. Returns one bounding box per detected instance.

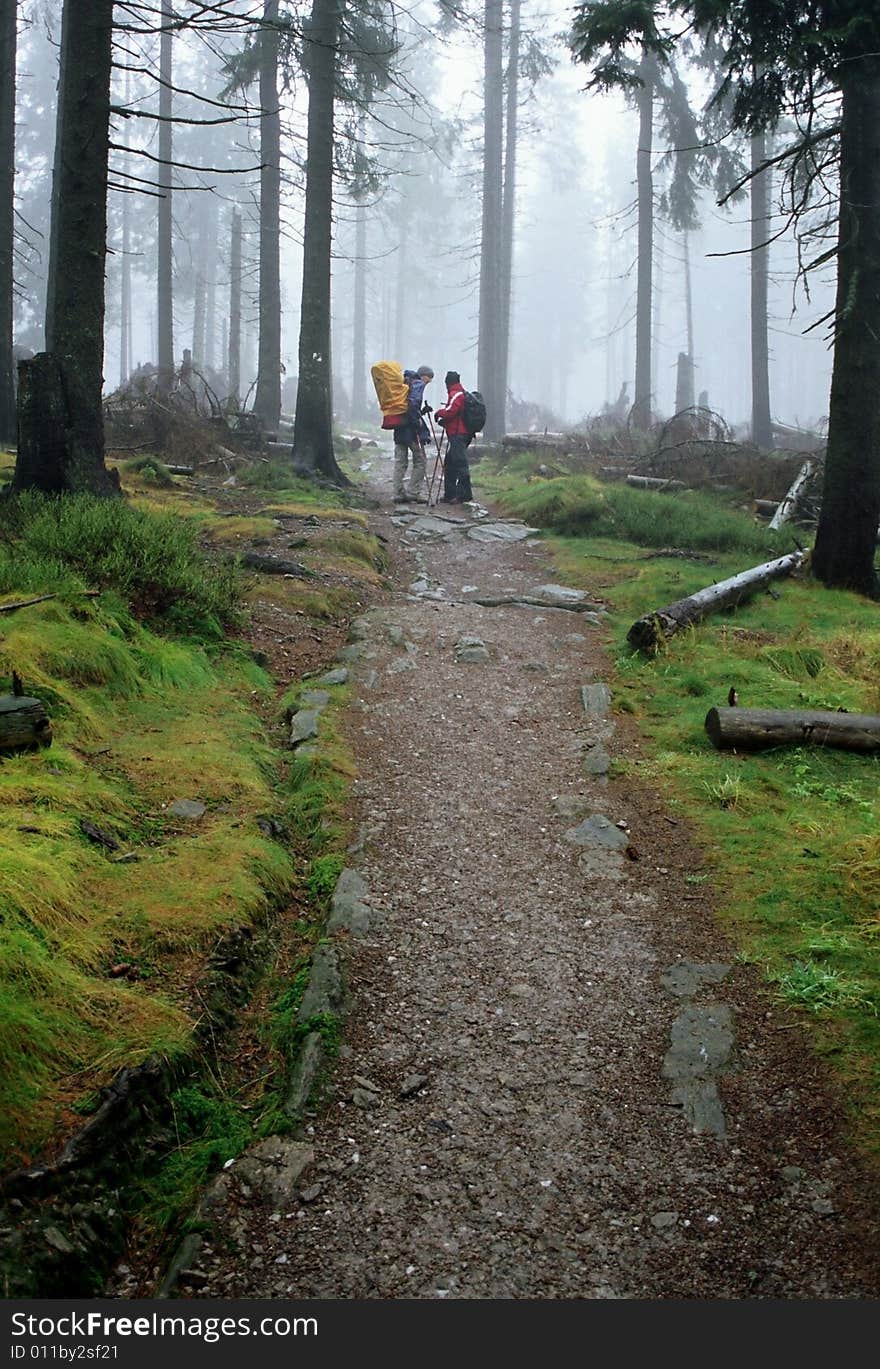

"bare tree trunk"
[813,60,880,596]
[499,0,520,419]
[253,0,281,430]
[119,66,132,389]
[15,0,118,494]
[478,0,504,441]
[228,208,242,401]
[0,0,17,445]
[156,2,174,387]
[192,273,206,369]
[352,193,367,418]
[291,0,348,482]
[632,52,654,429]
[205,197,217,370]
[750,130,773,449]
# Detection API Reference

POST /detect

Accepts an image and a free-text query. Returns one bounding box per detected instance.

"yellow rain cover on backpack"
[371,360,408,417]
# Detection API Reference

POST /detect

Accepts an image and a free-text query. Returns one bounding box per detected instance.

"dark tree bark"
[632,52,655,429]
[205,197,217,371]
[291,0,348,482]
[156,3,174,386]
[253,0,281,431]
[228,207,242,400]
[812,58,880,597]
[119,66,132,389]
[14,0,118,495]
[0,0,17,445]
[498,0,520,421]
[192,271,205,369]
[478,0,505,442]
[750,130,773,449]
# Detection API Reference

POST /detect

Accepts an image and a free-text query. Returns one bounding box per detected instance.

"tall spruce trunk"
[253,0,281,430]
[291,0,347,482]
[14,0,118,494]
[632,52,654,429]
[750,130,773,449]
[351,194,367,418]
[156,3,174,386]
[228,208,242,401]
[205,197,217,370]
[119,66,132,389]
[812,60,880,597]
[0,0,16,445]
[498,0,520,418]
[477,0,504,441]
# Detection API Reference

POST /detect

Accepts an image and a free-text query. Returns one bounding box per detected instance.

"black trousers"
[444,433,473,501]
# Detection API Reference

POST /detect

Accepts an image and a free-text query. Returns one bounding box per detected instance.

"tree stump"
[0,695,53,752]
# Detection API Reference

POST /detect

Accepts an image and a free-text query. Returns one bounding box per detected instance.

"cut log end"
[0,695,53,753]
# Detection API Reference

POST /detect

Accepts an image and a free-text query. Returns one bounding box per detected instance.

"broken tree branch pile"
[705,706,880,752]
[627,549,806,652]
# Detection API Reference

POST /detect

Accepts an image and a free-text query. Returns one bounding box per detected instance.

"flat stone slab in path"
[468,521,539,543]
[530,583,587,604]
[565,812,629,849]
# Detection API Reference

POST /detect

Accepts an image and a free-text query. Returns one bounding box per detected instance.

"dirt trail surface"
[179,453,880,1300]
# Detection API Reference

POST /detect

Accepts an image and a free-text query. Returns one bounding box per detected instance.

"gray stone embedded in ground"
[336,644,365,663]
[581,683,612,716]
[553,795,589,820]
[468,522,538,543]
[168,799,206,820]
[454,636,490,664]
[565,813,629,850]
[583,745,611,776]
[387,626,405,646]
[283,1032,326,1121]
[328,868,373,936]
[407,515,458,539]
[231,1139,315,1207]
[348,618,371,641]
[298,944,344,1022]
[661,963,732,999]
[318,668,349,686]
[530,583,586,604]
[289,709,319,745]
[663,1002,733,1141]
[388,657,416,674]
[300,690,330,710]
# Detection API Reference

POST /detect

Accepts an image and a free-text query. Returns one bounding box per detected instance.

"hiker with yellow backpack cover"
[371,361,434,502]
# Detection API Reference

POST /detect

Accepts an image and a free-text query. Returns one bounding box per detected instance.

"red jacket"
[436,382,468,436]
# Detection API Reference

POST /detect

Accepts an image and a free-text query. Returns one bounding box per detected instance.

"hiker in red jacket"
[435,370,473,504]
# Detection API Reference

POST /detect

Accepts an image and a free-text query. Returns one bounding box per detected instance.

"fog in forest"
[10,0,836,435]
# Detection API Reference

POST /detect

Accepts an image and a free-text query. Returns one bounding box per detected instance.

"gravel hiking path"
[180,450,880,1300]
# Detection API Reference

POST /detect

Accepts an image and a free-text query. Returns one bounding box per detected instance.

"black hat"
[444,370,460,386]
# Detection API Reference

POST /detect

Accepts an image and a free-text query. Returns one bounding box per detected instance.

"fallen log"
[240,551,316,579]
[754,499,779,518]
[768,459,815,530]
[626,475,686,491]
[705,705,880,753]
[0,695,53,752]
[627,549,806,652]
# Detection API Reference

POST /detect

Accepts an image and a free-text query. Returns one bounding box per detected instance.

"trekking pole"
[427,429,447,507]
